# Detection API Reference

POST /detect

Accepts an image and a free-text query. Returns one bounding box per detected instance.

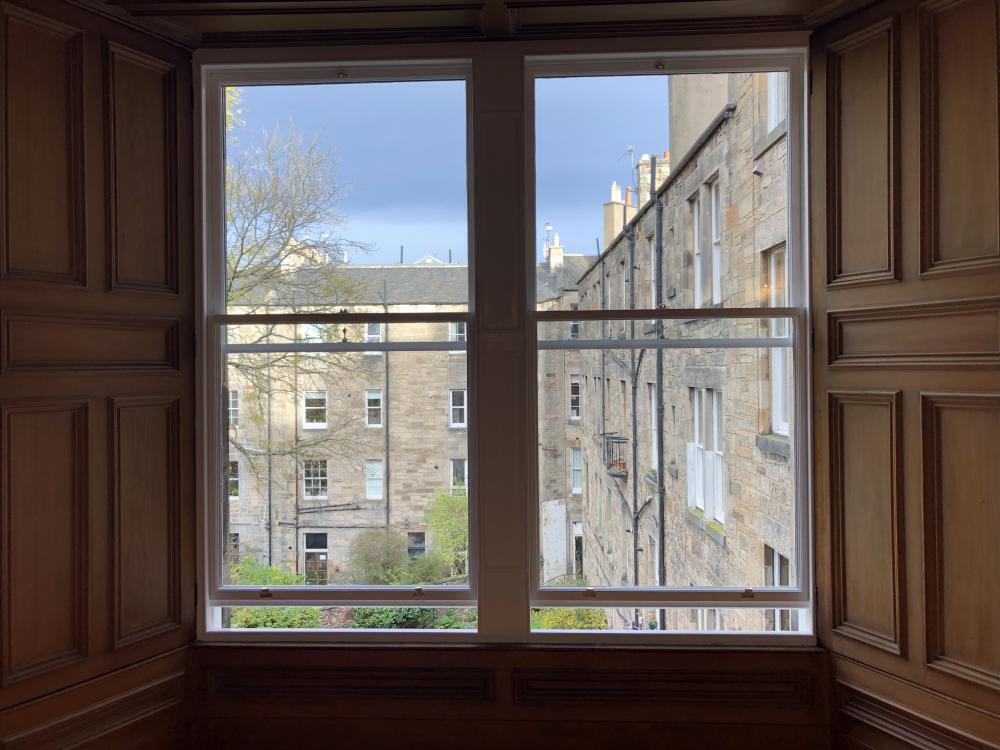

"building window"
[449,389,467,427]
[709,179,722,305]
[571,447,582,495]
[648,239,657,308]
[228,388,239,427]
[569,303,580,340]
[766,71,788,133]
[448,321,467,346]
[451,458,468,495]
[697,608,721,632]
[304,533,329,586]
[691,193,703,307]
[366,389,383,427]
[407,531,426,558]
[365,459,384,500]
[569,375,581,421]
[365,322,383,343]
[572,521,584,579]
[764,545,799,631]
[688,388,724,524]
[227,460,239,499]
[303,459,328,499]
[303,391,328,429]
[768,245,789,436]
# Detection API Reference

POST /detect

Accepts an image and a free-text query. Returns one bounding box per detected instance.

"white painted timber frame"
[195,39,812,645]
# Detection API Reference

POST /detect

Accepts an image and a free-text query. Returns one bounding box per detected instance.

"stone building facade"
[549,71,798,631]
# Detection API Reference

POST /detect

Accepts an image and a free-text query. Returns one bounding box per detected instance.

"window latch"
[259,587,273,599]
[413,586,424,597]
[741,588,754,598]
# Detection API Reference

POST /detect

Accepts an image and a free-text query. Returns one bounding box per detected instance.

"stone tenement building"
[555,71,796,632]
[225,250,594,586]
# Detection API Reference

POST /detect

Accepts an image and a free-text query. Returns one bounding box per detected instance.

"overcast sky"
[236,75,668,265]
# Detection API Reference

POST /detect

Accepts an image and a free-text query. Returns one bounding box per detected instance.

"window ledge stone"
[685,506,726,546]
[756,432,790,458]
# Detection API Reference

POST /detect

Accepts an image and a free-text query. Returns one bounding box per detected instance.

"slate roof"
[536,254,596,303]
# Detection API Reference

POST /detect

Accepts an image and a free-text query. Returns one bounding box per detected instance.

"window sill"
[753,122,787,161]
[685,506,726,546]
[302,424,328,431]
[756,432,790,458]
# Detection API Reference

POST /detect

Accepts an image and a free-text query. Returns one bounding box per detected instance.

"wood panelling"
[0,399,88,685]
[0,5,85,286]
[513,669,813,707]
[828,391,903,655]
[838,683,996,750]
[105,42,178,294]
[828,296,1000,368]
[1,312,180,372]
[920,0,1000,276]
[825,16,900,288]
[110,396,182,648]
[922,393,1000,691]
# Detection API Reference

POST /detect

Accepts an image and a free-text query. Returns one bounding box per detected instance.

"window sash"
[366,389,383,427]
[569,376,581,420]
[365,459,384,500]
[450,389,467,427]
[303,391,328,428]
[451,458,468,495]
[570,447,582,494]
[303,459,328,499]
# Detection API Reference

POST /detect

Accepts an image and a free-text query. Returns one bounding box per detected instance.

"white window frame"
[365,458,385,500]
[302,390,328,430]
[198,59,477,641]
[450,457,468,495]
[449,388,467,428]
[767,71,788,133]
[366,389,383,428]
[569,375,581,421]
[709,177,722,305]
[448,321,467,354]
[525,50,811,645]
[769,245,790,436]
[227,388,239,427]
[691,193,703,307]
[648,382,657,469]
[570,447,582,495]
[197,49,809,645]
[303,459,328,500]
[227,459,239,499]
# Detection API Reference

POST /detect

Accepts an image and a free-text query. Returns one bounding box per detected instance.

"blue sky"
[235,76,668,265]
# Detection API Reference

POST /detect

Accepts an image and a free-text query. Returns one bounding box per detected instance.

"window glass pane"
[530,607,808,633]
[222,324,469,588]
[221,605,478,631]
[535,72,788,311]
[537,333,796,590]
[225,80,468,315]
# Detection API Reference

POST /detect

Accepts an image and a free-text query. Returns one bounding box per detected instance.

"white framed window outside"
[569,375,581,421]
[648,383,658,469]
[449,389,467,428]
[448,321,467,352]
[228,388,239,427]
[227,459,239,499]
[365,459,384,500]
[709,178,722,305]
[768,245,789,436]
[766,71,788,133]
[304,532,329,586]
[366,389,383,427]
[303,391,328,430]
[764,545,799,632]
[571,448,582,495]
[303,459,328,500]
[451,458,468,495]
[687,388,724,524]
[691,194,702,307]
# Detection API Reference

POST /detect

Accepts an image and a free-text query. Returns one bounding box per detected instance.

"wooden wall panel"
[105,42,178,294]
[826,17,900,287]
[922,393,1000,691]
[0,399,88,685]
[0,5,84,285]
[0,312,180,373]
[829,391,903,655]
[921,0,1000,276]
[110,396,182,648]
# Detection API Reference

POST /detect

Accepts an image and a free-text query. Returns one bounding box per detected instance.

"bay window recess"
[199,51,808,642]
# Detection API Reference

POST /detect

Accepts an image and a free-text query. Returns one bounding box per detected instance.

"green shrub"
[227,556,320,629]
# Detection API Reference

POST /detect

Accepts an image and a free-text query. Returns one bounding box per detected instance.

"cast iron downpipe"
[652,154,667,631]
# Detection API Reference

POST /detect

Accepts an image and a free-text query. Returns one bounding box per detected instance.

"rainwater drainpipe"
[652,154,667,632]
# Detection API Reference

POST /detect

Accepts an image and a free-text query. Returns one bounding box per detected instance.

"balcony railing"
[601,432,629,478]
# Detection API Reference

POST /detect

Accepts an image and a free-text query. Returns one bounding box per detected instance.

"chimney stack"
[448,248,453,264]
[602,181,625,250]
[400,245,404,264]
[547,232,564,271]
[636,152,671,205]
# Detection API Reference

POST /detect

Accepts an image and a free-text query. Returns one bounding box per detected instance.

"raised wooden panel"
[513,669,813,707]
[0,312,180,373]
[921,0,1000,276]
[110,396,181,648]
[828,296,1000,368]
[829,391,903,655]
[0,5,84,285]
[826,17,900,287]
[105,42,178,294]
[0,399,87,684]
[922,393,1000,690]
